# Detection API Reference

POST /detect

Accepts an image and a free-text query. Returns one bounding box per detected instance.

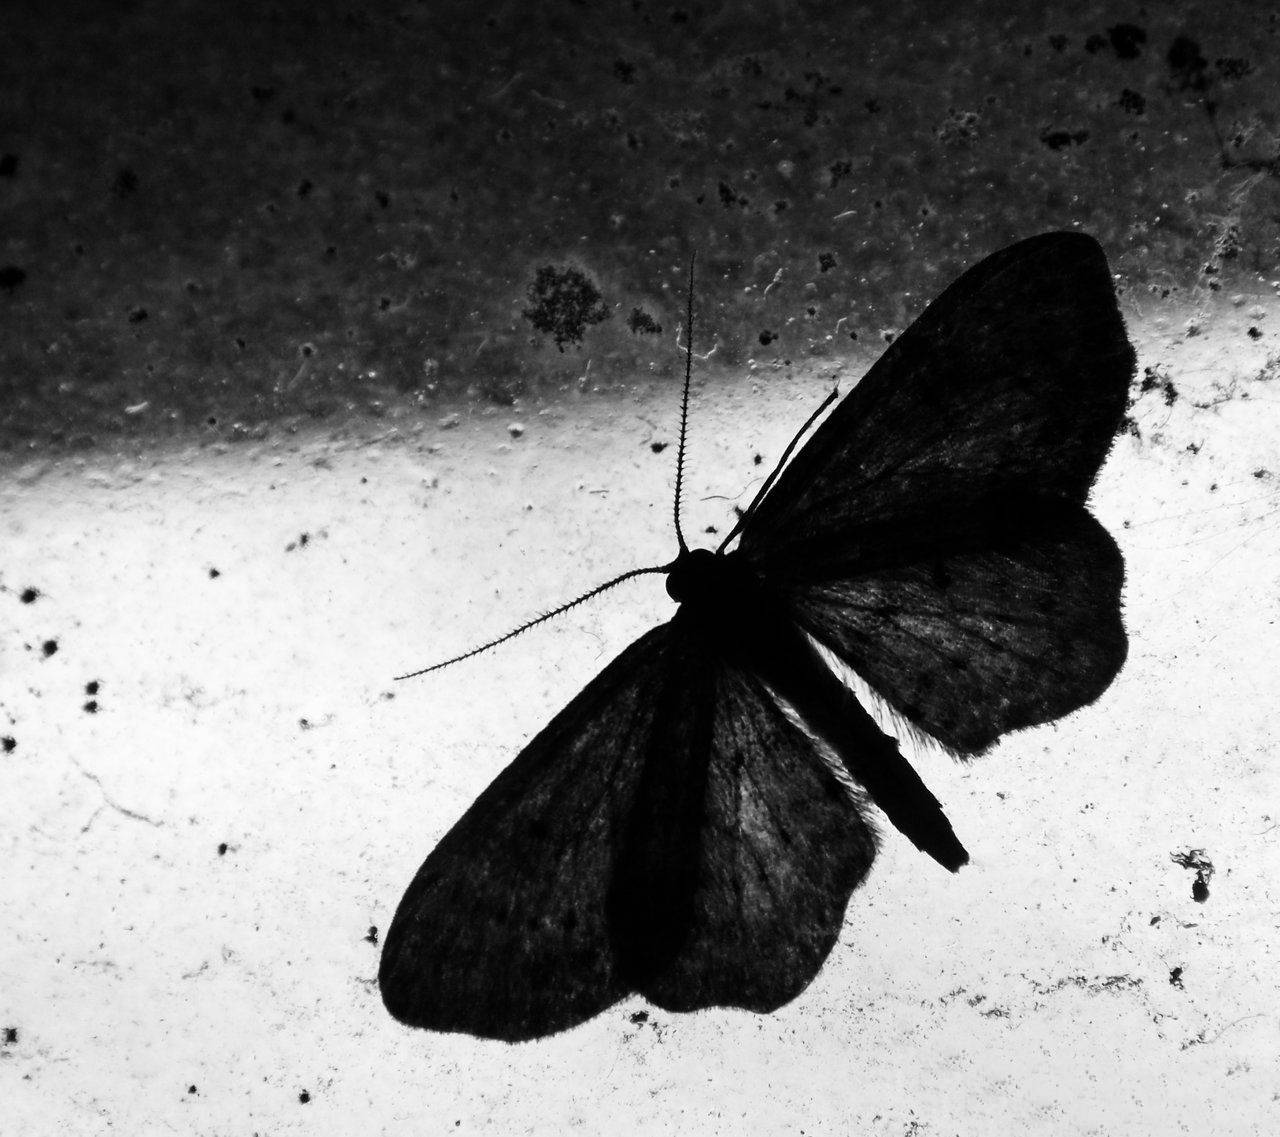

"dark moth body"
[380,233,1135,1041]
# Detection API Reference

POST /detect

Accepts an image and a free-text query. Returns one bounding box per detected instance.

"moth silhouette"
[380,232,1135,1042]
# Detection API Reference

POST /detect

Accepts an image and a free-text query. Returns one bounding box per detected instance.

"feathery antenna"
[397,254,703,681]
[672,252,696,553]
[395,563,674,680]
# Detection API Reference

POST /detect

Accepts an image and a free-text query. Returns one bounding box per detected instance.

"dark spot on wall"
[1117,89,1146,115]
[113,167,138,196]
[1171,848,1214,902]
[1168,36,1208,92]
[1139,365,1178,406]
[1040,128,1090,150]
[1107,24,1147,60]
[627,308,662,335]
[521,265,611,351]
[1214,57,1252,81]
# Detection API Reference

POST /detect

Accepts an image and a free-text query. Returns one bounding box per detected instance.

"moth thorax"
[666,547,750,607]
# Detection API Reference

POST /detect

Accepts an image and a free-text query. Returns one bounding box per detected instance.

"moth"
[380,232,1135,1042]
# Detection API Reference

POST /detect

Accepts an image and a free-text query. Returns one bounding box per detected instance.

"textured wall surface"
[3,1,1279,1134]
[2,0,1277,444]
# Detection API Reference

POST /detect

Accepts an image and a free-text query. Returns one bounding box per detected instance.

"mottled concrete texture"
[2,0,1279,444]
[3,0,1280,1133]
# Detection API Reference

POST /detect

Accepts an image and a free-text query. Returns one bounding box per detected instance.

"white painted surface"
[3,307,1279,1134]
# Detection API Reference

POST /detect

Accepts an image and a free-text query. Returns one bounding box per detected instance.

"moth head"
[665,547,721,605]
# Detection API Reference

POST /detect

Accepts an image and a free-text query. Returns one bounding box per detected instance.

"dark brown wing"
[379,624,675,1042]
[782,500,1126,754]
[736,233,1133,754]
[381,614,880,1037]
[738,232,1134,580]
[638,613,879,1014]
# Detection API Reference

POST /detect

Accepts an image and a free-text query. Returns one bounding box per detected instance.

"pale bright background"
[3,296,1279,1134]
